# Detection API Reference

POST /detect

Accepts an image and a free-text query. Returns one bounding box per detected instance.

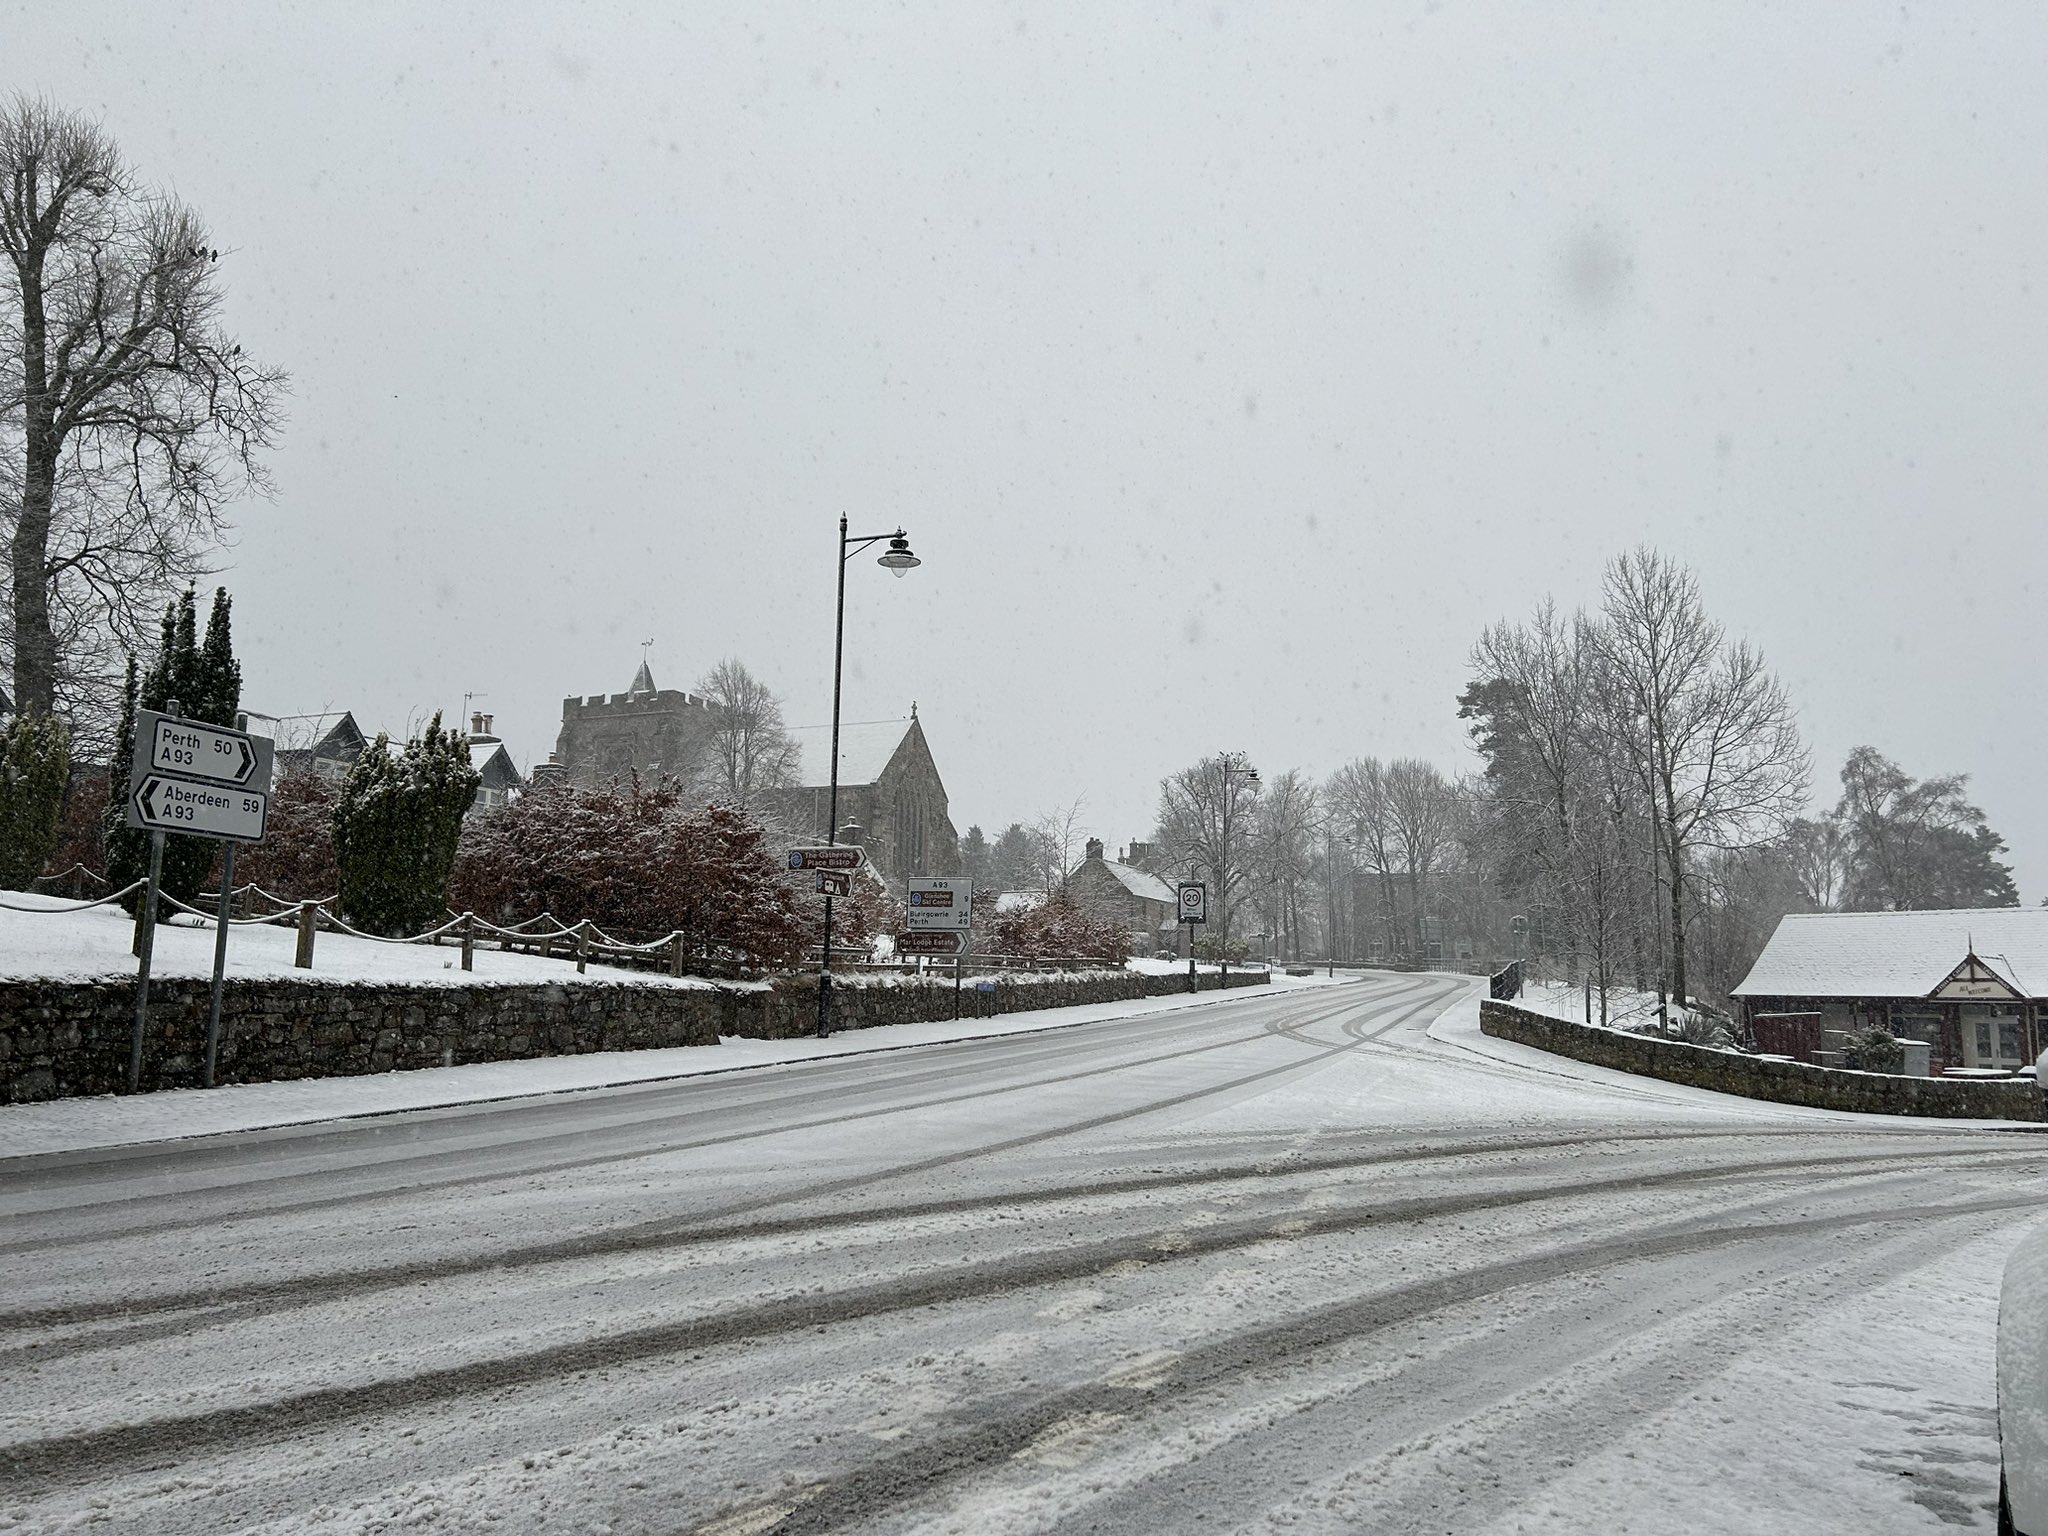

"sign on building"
[1177,881,1207,924]
[906,876,973,932]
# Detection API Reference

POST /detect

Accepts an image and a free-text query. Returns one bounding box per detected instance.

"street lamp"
[1326,827,1357,978]
[1216,751,1257,988]
[817,517,920,1037]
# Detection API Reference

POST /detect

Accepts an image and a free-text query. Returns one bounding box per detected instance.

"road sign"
[129,774,269,842]
[897,929,965,956]
[789,846,865,872]
[1178,881,1207,924]
[139,710,272,791]
[815,870,852,897]
[906,876,973,932]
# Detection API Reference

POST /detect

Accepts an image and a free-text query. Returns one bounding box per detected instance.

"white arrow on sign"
[142,713,271,790]
[130,774,269,843]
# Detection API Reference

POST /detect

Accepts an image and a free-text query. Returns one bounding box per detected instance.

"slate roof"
[1101,860,1176,905]
[468,739,521,787]
[788,718,914,790]
[1732,907,2048,1001]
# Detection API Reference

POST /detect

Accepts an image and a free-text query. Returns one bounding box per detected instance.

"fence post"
[577,919,590,975]
[460,912,475,972]
[295,901,317,969]
[540,914,554,961]
[669,932,686,978]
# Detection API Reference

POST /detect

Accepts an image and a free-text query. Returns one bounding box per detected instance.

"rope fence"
[4,870,1150,983]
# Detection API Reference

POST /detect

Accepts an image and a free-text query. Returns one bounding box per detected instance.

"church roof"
[628,658,657,696]
[1732,907,2048,1001]
[788,718,914,789]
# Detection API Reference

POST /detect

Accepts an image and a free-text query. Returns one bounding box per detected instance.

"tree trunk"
[11,431,58,715]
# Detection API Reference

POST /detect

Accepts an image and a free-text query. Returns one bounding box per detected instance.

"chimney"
[470,712,495,738]
[1085,837,1104,862]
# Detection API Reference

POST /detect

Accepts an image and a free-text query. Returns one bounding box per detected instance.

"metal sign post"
[1178,881,1207,993]
[909,877,974,1019]
[124,706,272,1093]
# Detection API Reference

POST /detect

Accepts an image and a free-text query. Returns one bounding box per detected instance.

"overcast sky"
[23,3,2048,895]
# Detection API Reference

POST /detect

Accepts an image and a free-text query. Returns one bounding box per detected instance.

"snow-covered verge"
[0,891,723,988]
[0,967,1349,1158]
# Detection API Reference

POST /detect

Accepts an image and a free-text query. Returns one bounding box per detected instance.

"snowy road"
[4,971,2045,1534]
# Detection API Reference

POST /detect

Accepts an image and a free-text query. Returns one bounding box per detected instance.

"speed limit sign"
[1177,881,1207,924]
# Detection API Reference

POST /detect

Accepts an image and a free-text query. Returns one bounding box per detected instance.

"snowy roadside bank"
[1425,988,2040,1131]
[0,970,1351,1158]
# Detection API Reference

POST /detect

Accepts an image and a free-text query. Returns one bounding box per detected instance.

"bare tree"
[1155,753,1261,956]
[696,657,798,806]
[1385,758,1456,960]
[1,97,284,733]
[1592,548,1807,1003]
[1029,797,1088,893]
[1248,769,1319,960]
[1326,756,1401,959]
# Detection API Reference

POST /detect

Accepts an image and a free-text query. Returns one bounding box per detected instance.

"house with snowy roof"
[255,710,369,782]
[1732,907,2048,1074]
[1064,839,1181,955]
[766,709,960,891]
[464,712,522,815]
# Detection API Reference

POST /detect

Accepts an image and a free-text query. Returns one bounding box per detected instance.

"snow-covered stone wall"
[0,967,1271,1102]
[0,977,730,1102]
[1480,998,2044,1122]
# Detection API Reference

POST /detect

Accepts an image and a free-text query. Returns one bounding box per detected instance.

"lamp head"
[878,533,920,577]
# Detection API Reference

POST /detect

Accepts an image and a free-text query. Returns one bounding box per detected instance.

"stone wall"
[747,966,1270,1040]
[1,967,1270,1103]
[0,978,729,1102]
[1480,998,2043,1122]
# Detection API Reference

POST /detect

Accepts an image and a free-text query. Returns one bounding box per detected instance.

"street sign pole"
[203,711,249,1090]
[129,830,166,1093]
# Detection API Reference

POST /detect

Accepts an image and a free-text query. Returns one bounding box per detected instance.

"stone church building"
[767,713,960,889]
[551,660,959,890]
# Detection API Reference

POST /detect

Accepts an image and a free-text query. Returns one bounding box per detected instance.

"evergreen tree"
[334,713,480,936]
[0,711,72,889]
[959,825,990,888]
[104,587,244,911]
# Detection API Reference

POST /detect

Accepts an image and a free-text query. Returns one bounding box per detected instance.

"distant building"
[1064,839,1179,953]
[465,712,523,815]
[1733,907,2048,1074]
[257,711,369,782]
[766,710,960,890]
[551,660,718,787]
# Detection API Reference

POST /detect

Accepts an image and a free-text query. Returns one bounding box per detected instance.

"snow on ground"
[0,890,717,988]
[0,966,1347,1158]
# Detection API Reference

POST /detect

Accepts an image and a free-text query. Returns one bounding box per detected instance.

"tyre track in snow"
[0,982,1465,1341]
[0,980,1428,1257]
[682,1192,2044,1536]
[4,1138,2040,1495]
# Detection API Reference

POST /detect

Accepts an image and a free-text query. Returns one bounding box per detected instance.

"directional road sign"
[129,774,269,842]
[789,846,865,873]
[814,870,853,897]
[897,929,965,957]
[1177,881,1207,924]
[139,710,272,791]
[906,876,973,932]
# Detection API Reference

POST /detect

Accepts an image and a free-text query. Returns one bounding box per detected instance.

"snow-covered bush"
[1842,1025,1904,1074]
[986,889,1132,965]
[1192,932,1250,965]
[452,778,806,968]
[235,768,341,902]
[334,714,479,936]
[799,863,902,959]
[0,711,71,889]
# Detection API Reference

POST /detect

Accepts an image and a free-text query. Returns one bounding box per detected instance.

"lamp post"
[1217,751,1258,989]
[1326,827,1356,978]
[817,517,920,1037]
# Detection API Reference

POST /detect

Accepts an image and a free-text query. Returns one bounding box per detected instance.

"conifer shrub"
[104,587,243,913]
[0,711,72,889]
[334,714,480,936]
